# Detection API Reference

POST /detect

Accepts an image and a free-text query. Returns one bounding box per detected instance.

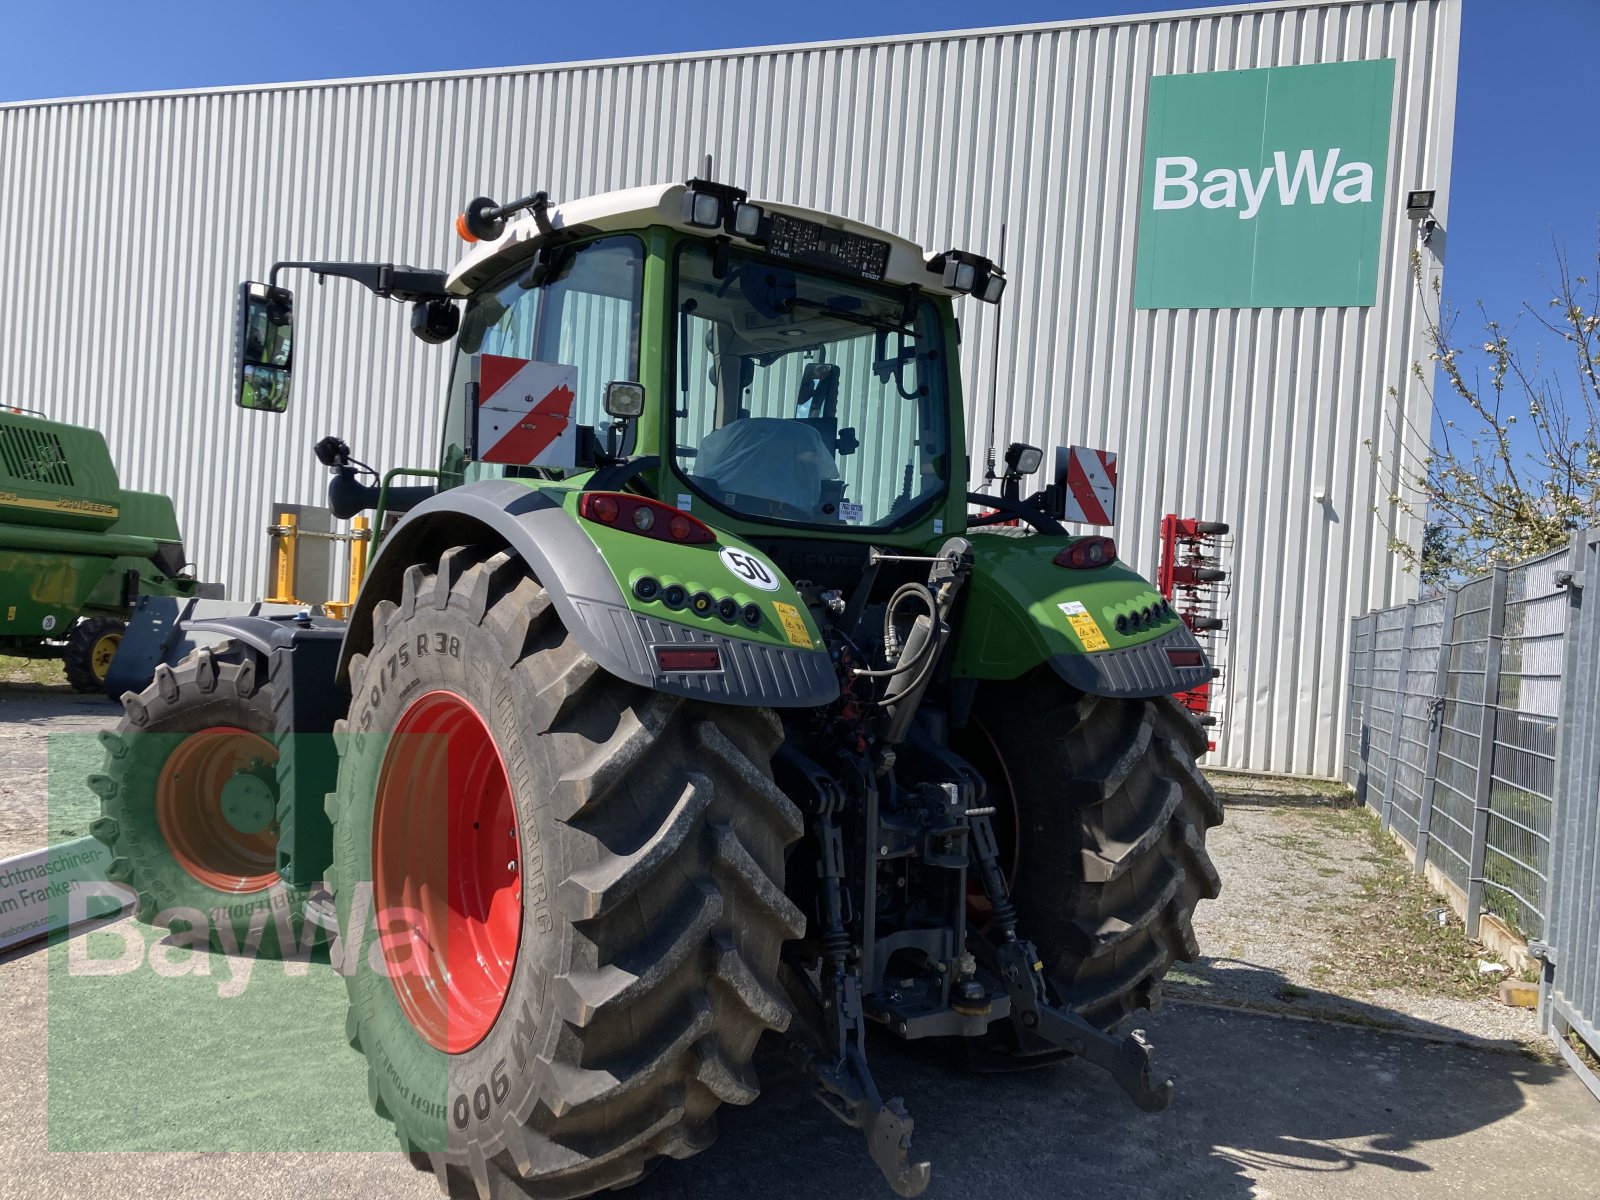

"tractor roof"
[446,182,955,298]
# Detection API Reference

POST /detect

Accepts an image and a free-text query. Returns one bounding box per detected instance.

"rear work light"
[654,647,722,673]
[1054,537,1118,569]
[578,492,716,545]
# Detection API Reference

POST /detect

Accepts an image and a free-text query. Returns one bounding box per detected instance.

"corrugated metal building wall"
[0,0,1460,775]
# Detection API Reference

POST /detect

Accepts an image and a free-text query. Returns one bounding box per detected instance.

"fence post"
[1414,583,1459,875]
[1352,612,1373,806]
[1379,600,1418,832]
[1465,565,1509,939]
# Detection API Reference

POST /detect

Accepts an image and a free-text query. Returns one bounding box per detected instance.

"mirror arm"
[269,260,451,302]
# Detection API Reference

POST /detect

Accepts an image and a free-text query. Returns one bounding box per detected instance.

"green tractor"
[0,407,207,693]
[91,180,1221,1196]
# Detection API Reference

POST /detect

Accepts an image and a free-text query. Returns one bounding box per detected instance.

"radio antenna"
[982,223,1007,491]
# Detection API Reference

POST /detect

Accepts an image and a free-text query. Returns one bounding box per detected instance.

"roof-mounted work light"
[929,249,1006,304]
[732,201,764,239]
[682,178,748,230]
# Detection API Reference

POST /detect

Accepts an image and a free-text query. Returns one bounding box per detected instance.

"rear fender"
[951,532,1212,699]
[336,480,838,707]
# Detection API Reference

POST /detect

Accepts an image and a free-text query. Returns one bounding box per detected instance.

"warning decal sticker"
[1058,599,1110,652]
[772,601,813,648]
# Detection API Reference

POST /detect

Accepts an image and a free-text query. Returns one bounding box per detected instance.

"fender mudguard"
[336,480,838,708]
[950,531,1213,699]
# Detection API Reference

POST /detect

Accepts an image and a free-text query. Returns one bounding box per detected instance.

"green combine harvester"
[0,408,205,693]
[92,178,1222,1197]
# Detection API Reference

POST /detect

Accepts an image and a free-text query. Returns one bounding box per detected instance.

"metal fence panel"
[1345,528,1600,1098]
[1387,597,1444,845]
[1483,547,1570,938]
[1345,613,1376,796]
[1425,571,1494,891]
[1544,528,1600,1100]
[1363,606,1409,814]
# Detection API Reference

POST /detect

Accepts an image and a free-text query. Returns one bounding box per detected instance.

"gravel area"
[1174,771,1543,1050]
[0,682,120,860]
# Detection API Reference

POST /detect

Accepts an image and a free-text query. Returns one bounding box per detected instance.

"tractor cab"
[228,179,1049,569]
[433,180,1004,558]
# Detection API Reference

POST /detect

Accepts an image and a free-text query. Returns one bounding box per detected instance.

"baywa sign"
[1134,59,1396,310]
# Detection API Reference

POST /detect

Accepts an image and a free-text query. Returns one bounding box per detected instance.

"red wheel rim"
[372,690,523,1055]
[155,727,280,893]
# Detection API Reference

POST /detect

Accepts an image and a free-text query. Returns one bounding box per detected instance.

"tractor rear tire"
[328,546,804,1199]
[63,615,125,695]
[964,668,1222,1032]
[89,641,313,956]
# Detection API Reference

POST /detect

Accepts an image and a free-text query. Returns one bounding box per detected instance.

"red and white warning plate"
[1056,444,1118,526]
[475,354,579,469]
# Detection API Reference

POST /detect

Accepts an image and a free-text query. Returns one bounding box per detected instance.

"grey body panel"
[105,594,309,700]
[338,480,839,707]
[1049,623,1214,699]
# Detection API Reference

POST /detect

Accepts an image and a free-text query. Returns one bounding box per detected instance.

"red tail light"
[1054,537,1118,569]
[578,492,716,545]
[654,647,722,673]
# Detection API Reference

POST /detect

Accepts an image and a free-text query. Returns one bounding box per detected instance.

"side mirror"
[604,381,645,419]
[235,281,295,412]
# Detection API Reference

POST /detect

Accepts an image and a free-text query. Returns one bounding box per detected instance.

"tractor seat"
[694,418,841,514]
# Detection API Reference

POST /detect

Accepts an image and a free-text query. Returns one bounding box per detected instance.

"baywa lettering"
[1152,148,1375,220]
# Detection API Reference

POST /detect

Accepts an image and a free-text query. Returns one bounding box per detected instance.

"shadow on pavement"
[25,916,1577,1196]
[1167,952,1530,1047]
[629,993,1561,1199]
[1203,786,1356,812]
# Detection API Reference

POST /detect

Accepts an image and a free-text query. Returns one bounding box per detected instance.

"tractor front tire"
[965,668,1222,1032]
[329,546,804,1198]
[64,615,125,695]
[89,641,312,956]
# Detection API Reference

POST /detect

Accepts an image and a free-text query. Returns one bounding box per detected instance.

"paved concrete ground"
[1,686,1596,1199]
[0,681,119,859]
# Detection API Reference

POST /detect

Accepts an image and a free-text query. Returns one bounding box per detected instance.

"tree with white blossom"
[1372,235,1600,585]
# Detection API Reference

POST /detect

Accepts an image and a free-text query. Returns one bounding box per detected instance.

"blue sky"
[0,0,1594,355]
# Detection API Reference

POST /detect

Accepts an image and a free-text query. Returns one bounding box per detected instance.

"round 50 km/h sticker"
[718,547,781,592]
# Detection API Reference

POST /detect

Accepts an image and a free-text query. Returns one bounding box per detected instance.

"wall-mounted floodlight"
[1405,189,1439,248]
